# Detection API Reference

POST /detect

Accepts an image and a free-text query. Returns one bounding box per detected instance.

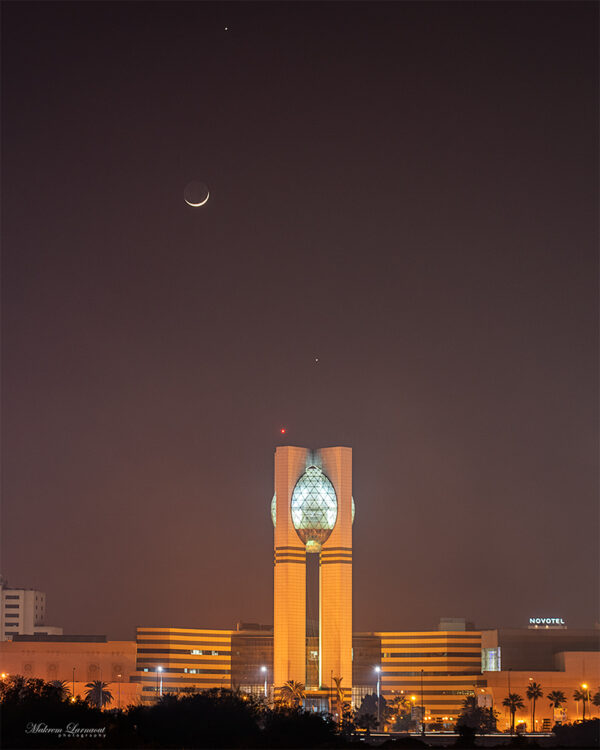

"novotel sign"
[528,617,566,628]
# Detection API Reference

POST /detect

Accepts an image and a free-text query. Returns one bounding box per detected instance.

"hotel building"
[377,628,484,720]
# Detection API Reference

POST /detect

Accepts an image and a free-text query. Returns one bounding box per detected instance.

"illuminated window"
[482,647,501,672]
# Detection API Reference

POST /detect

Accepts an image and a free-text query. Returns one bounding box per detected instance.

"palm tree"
[389,693,410,730]
[84,680,113,709]
[502,692,525,734]
[526,682,543,732]
[332,676,344,723]
[573,688,589,721]
[279,680,305,709]
[547,690,567,724]
[49,680,71,700]
[390,693,410,714]
[592,689,600,716]
[356,711,378,738]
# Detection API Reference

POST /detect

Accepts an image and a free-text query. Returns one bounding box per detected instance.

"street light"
[72,667,75,701]
[582,684,589,721]
[420,668,425,737]
[375,666,381,728]
[156,666,163,697]
[117,674,122,710]
[261,666,268,699]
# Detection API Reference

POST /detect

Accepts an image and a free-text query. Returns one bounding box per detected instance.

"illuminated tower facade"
[271,446,353,702]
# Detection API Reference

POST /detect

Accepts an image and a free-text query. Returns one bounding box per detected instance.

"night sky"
[2,2,598,640]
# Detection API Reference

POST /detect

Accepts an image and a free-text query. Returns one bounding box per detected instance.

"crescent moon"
[185,191,209,207]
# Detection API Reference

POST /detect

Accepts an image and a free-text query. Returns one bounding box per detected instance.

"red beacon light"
[280,428,287,434]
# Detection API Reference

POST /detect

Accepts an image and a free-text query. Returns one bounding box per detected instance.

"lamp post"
[72,667,75,700]
[261,666,268,700]
[117,674,122,710]
[582,684,589,721]
[421,669,425,736]
[156,666,163,698]
[507,668,512,734]
[375,666,381,728]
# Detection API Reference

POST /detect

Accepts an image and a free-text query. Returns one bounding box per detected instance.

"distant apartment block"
[0,580,63,641]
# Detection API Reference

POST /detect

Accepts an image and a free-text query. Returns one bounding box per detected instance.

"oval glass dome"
[291,466,337,552]
[271,493,355,529]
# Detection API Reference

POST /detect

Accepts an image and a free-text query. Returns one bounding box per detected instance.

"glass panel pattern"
[290,466,337,549]
[272,492,355,527]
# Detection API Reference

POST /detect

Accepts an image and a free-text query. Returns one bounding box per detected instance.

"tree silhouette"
[573,688,589,721]
[84,680,113,709]
[455,695,497,734]
[502,692,525,734]
[356,711,378,737]
[547,689,567,711]
[526,681,543,732]
[389,693,412,731]
[49,679,71,700]
[279,680,305,708]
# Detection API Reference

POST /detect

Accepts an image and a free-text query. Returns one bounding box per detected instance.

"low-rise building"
[482,651,600,731]
[0,582,63,641]
[0,634,140,707]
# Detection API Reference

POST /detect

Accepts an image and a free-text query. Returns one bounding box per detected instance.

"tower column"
[272,445,353,703]
[319,447,353,700]
[273,447,309,690]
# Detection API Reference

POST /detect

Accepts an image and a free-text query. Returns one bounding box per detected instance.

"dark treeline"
[1,676,424,749]
[2,676,598,748]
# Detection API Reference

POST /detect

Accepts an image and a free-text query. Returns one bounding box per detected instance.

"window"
[5,604,19,609]
[5,613,19,618]
[143,668,149,672]
[5,595,20,600]
[191,649,203,655]
[5,622,18,627]
[482,647,501,672]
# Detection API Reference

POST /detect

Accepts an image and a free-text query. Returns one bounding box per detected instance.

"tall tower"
[271,446,353,702]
